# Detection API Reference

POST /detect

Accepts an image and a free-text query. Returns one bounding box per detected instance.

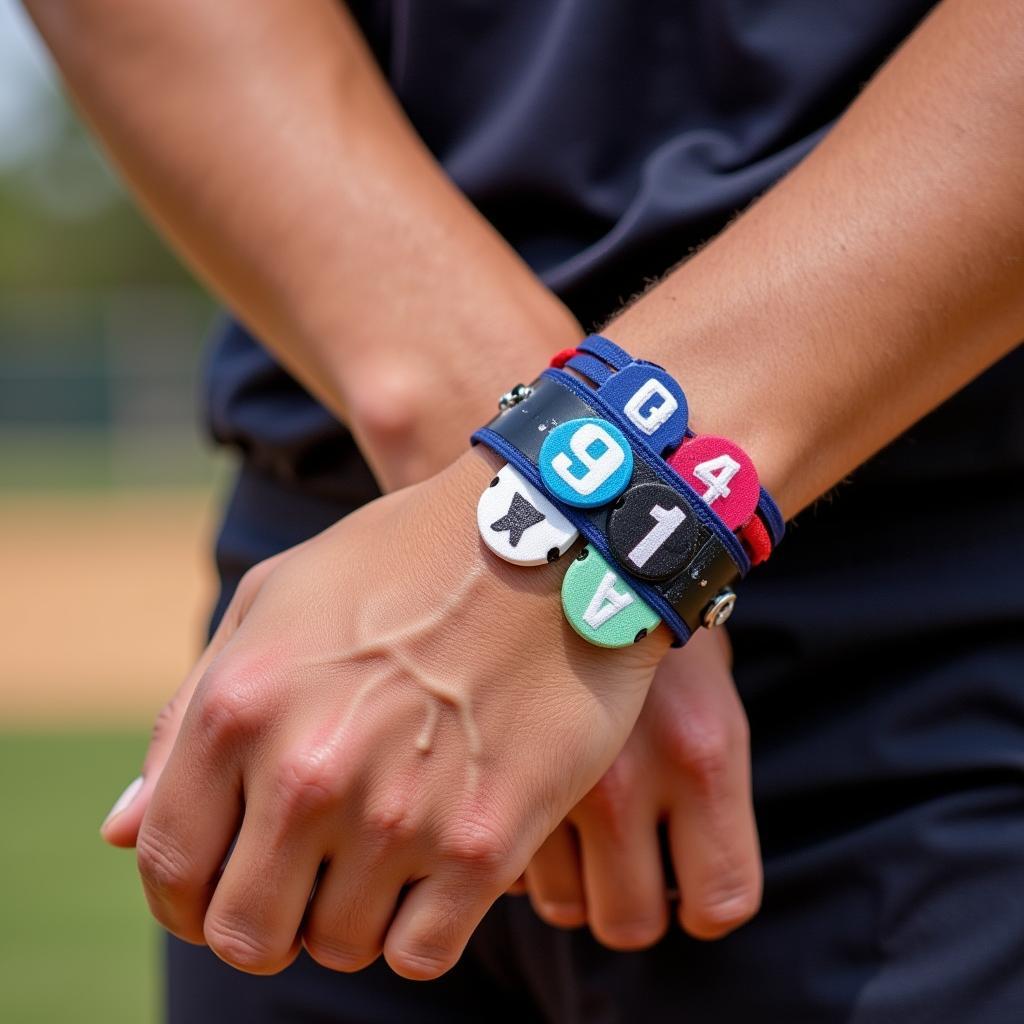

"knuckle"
[303,930,379,973]
[194,672,266,748]
[274,748,346,818]
[136,825,196,899]
[441,815,514,876]
[665,713,734,789]
[204,915,281,974]
[276,753,339,815]
[363,792,417,847]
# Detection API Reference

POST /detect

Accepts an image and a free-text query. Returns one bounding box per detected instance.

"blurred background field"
[1,4,225,1020]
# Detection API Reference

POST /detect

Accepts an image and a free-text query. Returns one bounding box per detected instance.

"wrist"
[342,306,582,492]
[469,340,774,651]
[432,445,672,672]
[606,310,806,519]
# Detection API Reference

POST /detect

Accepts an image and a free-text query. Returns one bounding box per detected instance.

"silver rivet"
[498,383,533,411]
[703,588,737,629]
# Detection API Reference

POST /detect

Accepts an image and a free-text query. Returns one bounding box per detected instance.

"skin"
[28,0,1024,976]
[28,0,763,951]
[115,448,671,977]
[20,0,581,491]
[523,628,758,947]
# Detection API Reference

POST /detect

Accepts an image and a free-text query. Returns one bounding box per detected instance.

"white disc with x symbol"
[477,463,579,566]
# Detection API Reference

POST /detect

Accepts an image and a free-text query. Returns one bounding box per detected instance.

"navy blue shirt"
[205,0,1021,501]
[184,12,1024,1018]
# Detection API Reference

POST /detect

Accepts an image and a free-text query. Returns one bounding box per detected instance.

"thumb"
[99,554,286,847]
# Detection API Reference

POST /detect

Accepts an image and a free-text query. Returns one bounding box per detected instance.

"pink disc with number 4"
[668,435,760,530]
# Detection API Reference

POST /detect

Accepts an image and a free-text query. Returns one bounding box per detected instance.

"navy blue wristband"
[474,337,785,648]
[474,374,746,644]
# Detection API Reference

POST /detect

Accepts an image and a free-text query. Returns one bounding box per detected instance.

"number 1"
[627,504,686,568]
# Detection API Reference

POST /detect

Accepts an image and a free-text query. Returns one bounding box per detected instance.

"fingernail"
[102,775,144,829]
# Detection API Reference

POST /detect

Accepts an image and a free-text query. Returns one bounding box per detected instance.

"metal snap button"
[498,383,533,411]
[702,588,737,629]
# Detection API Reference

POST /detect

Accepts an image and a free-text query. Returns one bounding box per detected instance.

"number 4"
[693,454,741,505]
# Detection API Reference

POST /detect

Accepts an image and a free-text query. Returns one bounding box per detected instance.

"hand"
[101,448,668,979]
[520,628,762,949]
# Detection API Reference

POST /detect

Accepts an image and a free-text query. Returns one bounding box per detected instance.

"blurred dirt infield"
[0,489,219,726]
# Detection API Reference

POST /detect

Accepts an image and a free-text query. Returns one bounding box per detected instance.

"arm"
[93,0,1022,980]
[522,0,1024,949]
[607,0,1023,517]
[23,0,580,490]
[27,0,746,955]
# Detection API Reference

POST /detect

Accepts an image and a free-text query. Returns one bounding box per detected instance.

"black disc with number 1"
[607,482,701,581]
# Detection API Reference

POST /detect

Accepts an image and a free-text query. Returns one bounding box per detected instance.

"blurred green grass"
[0,732,157,1023]
[0,433,223,491]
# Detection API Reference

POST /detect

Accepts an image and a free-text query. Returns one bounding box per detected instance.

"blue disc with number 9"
[539,417,634,508]
[597,364,688,456]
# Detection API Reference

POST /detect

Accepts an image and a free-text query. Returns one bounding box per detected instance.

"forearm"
[24,0,578,489]
[610,0,1023,518]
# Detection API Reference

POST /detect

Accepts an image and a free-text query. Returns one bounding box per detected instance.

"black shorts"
[167,444,1024,1024]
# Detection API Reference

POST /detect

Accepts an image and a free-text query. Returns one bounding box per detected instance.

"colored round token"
[561,545,661,648]
[477,463,579,565]
[597,364,688,456]
[607,482,701,581]
[539,417,634,509]
[668,435,759,530]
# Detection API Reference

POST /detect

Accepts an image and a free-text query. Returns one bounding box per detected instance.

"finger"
[134,630,267,944]
[384,812,524,981]
[523,823,586,929]
[667,697,762,940]
[302,811,415,973]
[383,871,502,982]
[202,796,327,975]
[100,555,286,848]
[575,806,668,951]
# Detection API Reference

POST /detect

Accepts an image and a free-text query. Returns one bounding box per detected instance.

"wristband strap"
[564,352,615,386]
[472,336,784,648]
[576,334,634,370]
[473,373,746,643]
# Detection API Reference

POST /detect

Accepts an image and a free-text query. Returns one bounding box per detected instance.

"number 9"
[540,418,634,508]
